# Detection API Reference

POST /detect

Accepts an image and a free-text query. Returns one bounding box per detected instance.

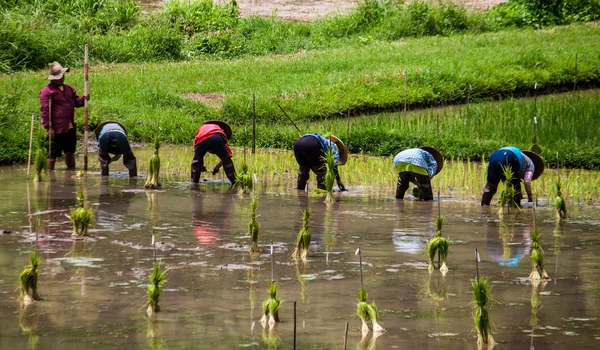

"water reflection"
[485,222,531,268]
[392,201,433,254]
[191,190,233,245]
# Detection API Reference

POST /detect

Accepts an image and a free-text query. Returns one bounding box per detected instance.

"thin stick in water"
[294,301,297,349]
[152,231,156,265]
[252,92,256,154]
[271,240,274,281]
[356,247,363,290]
[27,113,35,179]
[475,248,480,282]
[83,44,89,171]
[343,322,349,350]
[574,53,578,91]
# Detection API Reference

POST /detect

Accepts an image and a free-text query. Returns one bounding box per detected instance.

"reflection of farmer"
[393,147,443,201]
[293,133,348,190]
[481,147,544,206]
[191,190,233,245]
[40,62,90,170]
[485,223,531,268]
[94,121,137,177]
[191,121,236,185]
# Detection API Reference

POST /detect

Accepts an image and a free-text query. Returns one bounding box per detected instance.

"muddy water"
[1,166,599,349]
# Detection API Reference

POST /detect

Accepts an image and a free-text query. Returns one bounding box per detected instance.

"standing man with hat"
[293,133,348,191]
[393,146,443,201]
[481,146,544,206]
[191,120,237,185]
[95,121,137,177]
[40,61,90,170]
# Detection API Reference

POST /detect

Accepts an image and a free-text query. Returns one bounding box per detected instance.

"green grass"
[1,24,600,165]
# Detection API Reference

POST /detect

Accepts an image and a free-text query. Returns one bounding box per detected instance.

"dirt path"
[143,0,508,21]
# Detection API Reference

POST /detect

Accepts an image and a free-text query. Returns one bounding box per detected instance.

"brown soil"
[183,92,226,108]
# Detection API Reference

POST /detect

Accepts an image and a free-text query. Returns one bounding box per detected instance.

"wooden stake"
[27,114,35,180]
[252,92,256,154]
[436,114,440,150]
[48,98,52,161]
[475,248,480,282]
[271,240,274,281]
[277,103,302,136]
[83,44,89,171]
[466,83,471,125]
[346,109,350,151]
[356,247,363,290]
[243,126,247,164]
[152,231,156,266]
[343,322,349,350]
[404,71,407,113]
[437,191,441,269]
[574,53,578,92]
[293,301,297,349]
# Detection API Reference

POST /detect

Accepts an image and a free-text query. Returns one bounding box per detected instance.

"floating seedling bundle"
[472,278,495,349]
[427,215,449,275]
[67,190,93,237]
[147,262,167,317]
[20,251,42,305]
[261,279,281,329]
[145,136,161,189]
[236,163,253,194]
[247,196,260,253]
[529,228,550,281]
[554,180,567,219]
[356,288,385,337]
[291,208,311,261]
[498,166,519,215]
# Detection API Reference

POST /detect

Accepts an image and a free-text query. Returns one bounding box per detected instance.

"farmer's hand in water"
[337,182,347,191]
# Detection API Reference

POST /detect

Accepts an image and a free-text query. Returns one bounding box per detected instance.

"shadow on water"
[1,165,600,349]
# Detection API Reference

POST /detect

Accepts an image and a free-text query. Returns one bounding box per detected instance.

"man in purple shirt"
[39,61,90,170]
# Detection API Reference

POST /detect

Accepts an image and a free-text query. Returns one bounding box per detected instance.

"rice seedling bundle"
[145,136,161,189]
[554,180,567,219]
[76,189,85,208]
[236,162,253,193]
[498,166,518,215]
[247,196,260,253]
[261,279,281,328]
[529,229,550,280]
[323,149,336,203]
[19,251,41,305]
[427,216,449,275]
[471,278,494,348]
[147,263,167,316]
[356,288,385,336]
[292,208,311,261]
[33,128,47,182]
[531,134,543,155]
[67,207,93,237]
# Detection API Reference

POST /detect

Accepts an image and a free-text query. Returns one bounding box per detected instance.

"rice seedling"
[145,136,161,189]
[498,165,519,215]
[33,128,47,182]
[356,288,385,337]
[260,279,281,329]
[236,162,253,194]
[471,278,495,349]
[317,148,336,203]
[67,206,93,237]
[554,180,567,219]
[247,195,260,253]
[76,189,85,208]
[147,262,167,317]
[291,208,311,261]
[427,215,449,275]
[19,251,41,305]
[529,229,550,281]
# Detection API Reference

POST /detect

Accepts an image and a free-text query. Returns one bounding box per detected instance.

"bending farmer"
[481,147,544,206]
[191,121,237,185]
[95,121,137,177]
[393,147,443,201]
[40,61,90,170]
[293,133,348,190]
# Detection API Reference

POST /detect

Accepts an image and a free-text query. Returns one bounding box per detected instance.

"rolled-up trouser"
[192,134,236,184]
[293,135,327,190]
[481,149,522,206]
[396,172,433,200]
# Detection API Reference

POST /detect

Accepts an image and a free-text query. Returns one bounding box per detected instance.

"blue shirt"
[305,133,340,164]
[393,148,438,179]
[499,146,535,178]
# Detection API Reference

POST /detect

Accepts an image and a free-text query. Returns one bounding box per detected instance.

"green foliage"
[148,263,167,312]
[292,208,311,260]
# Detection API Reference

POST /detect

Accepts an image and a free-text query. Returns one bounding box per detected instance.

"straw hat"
[203,120,232,141]
[521,150,544,180]
[94,121,127,139]
[419,146,444,175]
[326,135,348,166]
[47,62,69,80]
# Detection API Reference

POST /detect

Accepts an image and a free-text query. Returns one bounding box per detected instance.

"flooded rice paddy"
[1,160,600,349]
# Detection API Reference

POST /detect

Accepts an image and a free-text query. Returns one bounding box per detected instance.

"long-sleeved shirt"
[40,84,85,134]
[305,133,340,164]
[194,123,232,157]
[393,148,438,179]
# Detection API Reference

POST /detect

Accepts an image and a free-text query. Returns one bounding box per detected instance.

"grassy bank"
[1,24,599,166]
[2,0,599,72]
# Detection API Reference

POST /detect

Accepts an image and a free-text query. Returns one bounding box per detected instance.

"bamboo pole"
[573,53,578,92]
[48,98,52,161]
[27,114,35,180]
[84,44,89,171]
[343,322,349,350]
[293,301,297,349]
[356,247,363,290]
[403,71,407,113]
[277,103,302,136]
[475,248,480,282]
[252,92,256,154]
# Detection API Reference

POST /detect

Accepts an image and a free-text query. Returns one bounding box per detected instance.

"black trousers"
[191,134,236,184]
[395,172,433,201]
[293,136,327,190]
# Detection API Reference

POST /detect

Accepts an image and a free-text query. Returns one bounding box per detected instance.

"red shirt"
[40,84,85,134]
[194,124,233,157]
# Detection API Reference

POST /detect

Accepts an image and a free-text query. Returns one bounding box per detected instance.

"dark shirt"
[40,84,85,134]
